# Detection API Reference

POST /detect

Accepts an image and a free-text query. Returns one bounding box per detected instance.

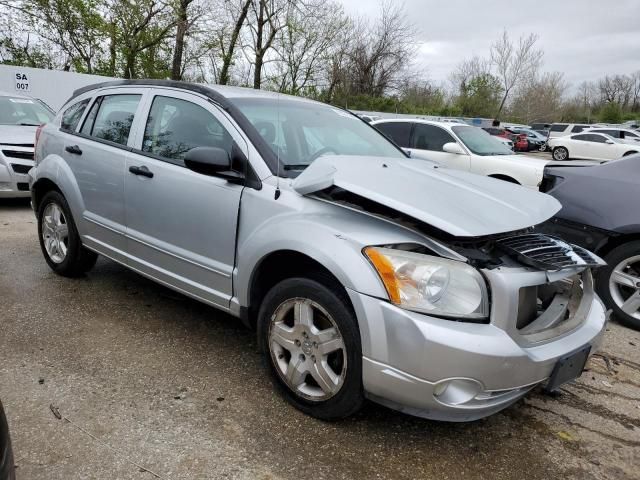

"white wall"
[0,65,117,112]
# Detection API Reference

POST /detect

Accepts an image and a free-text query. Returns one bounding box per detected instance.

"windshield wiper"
[283,164,310,170]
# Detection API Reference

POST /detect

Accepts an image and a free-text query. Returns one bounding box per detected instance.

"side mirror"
[402,148,412,157]
[605,139,614,144]
[184,147,231,175]
[442,142,465,155]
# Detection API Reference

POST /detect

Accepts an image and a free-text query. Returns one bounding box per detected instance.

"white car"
[0,90,55,198]
[372,119,547,188]
[548,123,595,138]
[584,127,640,144]
[548,132,640,161]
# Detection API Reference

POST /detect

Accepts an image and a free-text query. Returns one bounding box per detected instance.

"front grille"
[11,163,31,174]
[0,143,33,147]
[2,149,34,160]
[497,233,603,271]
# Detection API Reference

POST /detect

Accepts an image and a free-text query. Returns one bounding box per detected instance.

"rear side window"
[60,99,89,131]
[550,124,568,132]
[80,94,141,146]
[412,124,456,151]
[142,95,233,162]
[571,125,587,133]
[374,122,412,148]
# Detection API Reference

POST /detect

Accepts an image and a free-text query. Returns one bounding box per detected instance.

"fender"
[232,186,430,309]
[235,215,390,309]
[32,154,87,232]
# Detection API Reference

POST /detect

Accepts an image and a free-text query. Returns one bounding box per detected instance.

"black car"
[0,401,15,480]
[539,156,640,329]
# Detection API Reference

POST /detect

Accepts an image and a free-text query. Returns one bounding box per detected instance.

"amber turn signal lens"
[364,247,401,304]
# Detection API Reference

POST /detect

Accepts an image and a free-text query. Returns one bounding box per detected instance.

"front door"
[124,89,247,309]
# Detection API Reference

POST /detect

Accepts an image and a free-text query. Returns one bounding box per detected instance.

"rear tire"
[595,241,640,330]
[37,190,98,277]
[552,146,569,161]
[257,277,364,420]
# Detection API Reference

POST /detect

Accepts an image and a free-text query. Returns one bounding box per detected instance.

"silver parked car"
[0,91,54,198]
[30,80,607,422]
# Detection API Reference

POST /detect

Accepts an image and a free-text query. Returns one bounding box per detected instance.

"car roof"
[371,118,467,128]
[586,127,637,132]
[69,79,318,106]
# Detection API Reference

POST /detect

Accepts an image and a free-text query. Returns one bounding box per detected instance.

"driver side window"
[142,95,233,164]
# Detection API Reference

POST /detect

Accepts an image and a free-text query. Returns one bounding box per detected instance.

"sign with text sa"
[14,72,30,92]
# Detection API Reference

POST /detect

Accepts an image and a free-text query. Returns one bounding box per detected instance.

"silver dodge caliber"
[30,80,608,421]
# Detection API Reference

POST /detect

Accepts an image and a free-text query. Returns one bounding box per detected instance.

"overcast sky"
[337,0,640,90]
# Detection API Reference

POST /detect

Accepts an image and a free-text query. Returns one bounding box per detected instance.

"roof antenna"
[274,91,281,200]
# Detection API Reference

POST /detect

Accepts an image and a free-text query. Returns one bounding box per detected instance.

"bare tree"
[170,0,197,80]
[345,0,417,97]
[490,30,543,119]
[215,0,252,84]
[271,0,347,95]
[244,0,292,89]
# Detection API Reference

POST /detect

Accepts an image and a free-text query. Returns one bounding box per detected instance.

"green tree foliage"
[456,73,502,118]
[599,101,623,124]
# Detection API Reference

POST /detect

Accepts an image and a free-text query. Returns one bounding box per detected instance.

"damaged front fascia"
[313,186,530,269]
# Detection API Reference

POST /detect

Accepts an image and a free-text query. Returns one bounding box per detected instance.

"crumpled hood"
[292,156,561,238]
[0,125,37,146]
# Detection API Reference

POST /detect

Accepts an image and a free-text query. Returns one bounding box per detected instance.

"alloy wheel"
[41,203,69,264]
[609,254,640,321]
[268,298,347,401]
[553,147,567,160]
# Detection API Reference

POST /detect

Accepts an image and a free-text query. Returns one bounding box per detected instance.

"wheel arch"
[596,232,640,258]
[31,177,62,212]
[31,155,85,225]
[245,249,354,329]
[488,173,520,184]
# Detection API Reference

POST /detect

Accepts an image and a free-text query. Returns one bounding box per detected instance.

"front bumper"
[0,150,33,198]
[347,272,607,422]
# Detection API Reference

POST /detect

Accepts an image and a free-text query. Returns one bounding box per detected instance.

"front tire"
[257,277,364,420]
[596,241,640,330]
[37,190,98,277]
[552,146,569,161]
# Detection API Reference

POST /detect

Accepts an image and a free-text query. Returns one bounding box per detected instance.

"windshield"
[233,98,405,171]
[0,96,54,125]
[452,126,513,156]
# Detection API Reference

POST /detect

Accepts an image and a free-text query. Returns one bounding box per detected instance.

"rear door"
[373,122,413,152]
[409,123,471,170]
[124,88,247,309]
[62,88,147,261]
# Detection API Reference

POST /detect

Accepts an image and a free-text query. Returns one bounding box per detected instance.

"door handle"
[129,165,154,178]
[65,145,82,155]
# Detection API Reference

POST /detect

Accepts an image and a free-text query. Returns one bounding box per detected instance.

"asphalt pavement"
[1,199,639,480]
